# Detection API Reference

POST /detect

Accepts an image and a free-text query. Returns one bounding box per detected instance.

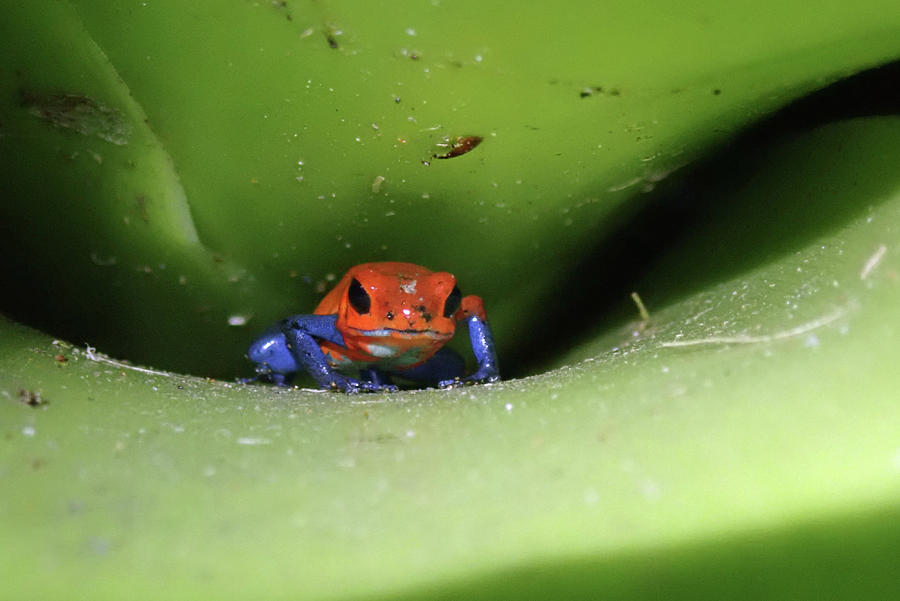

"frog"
[244,262,500,393]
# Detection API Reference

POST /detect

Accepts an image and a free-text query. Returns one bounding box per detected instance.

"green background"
[1,1,899,599]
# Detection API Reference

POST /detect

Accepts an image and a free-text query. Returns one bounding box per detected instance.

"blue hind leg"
[396,347,466,385]
[359,368,397,391]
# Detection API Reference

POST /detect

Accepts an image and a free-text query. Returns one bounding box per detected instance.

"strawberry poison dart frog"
[245,262,500,392]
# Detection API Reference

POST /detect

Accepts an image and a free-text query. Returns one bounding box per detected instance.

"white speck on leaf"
[640,478,661,501]
[237,437,271,446]
[228,315,250,326]
[860,244,887,280]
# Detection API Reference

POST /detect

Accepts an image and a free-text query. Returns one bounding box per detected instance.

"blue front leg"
[439,316,500,388]
[278,314,391,393]
[242,320,304,385]
[245,314,391,393]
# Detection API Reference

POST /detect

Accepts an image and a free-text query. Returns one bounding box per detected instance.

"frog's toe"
[438,377,463,389]
[463,370,500,385]
[367,382,399,393]
[347,380,398,393]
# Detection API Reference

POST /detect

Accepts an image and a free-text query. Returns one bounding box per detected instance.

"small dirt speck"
[580,86,621,98]
[17,389,48,408]
[135,194,149,223]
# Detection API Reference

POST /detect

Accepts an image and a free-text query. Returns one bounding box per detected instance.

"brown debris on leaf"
[434,136,483,159]
[21,91,132,145]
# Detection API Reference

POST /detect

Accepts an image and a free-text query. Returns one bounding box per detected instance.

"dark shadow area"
[509,59,900,378]
[372,503,900,601]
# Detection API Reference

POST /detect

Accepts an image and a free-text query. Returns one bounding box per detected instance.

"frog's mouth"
[351,327,450,339]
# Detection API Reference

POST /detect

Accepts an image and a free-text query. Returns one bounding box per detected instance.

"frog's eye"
[443,285,462,318]
[348,278,371,315]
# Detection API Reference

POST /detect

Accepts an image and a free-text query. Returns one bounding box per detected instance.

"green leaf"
[1,1,899,599]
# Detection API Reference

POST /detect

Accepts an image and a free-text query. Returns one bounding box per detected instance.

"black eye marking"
[443,285,462,318]
[348,278,371,315]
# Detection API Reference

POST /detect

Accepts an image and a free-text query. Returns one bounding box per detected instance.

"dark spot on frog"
[434,136,483,159]
[325,32,339,49]
[17,389,48,407]
[413,305,432,322]
[713,88,722,95]
[386,311,395,320]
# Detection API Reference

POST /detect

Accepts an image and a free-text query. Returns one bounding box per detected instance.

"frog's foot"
[439,370,500,389]
[327,375,398,394]
[357,368,398,393]
[240,370,292,387]
[361,381,400,393]
[438,377,462,389]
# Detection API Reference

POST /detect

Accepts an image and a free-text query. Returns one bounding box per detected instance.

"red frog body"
[245,262,499,392]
